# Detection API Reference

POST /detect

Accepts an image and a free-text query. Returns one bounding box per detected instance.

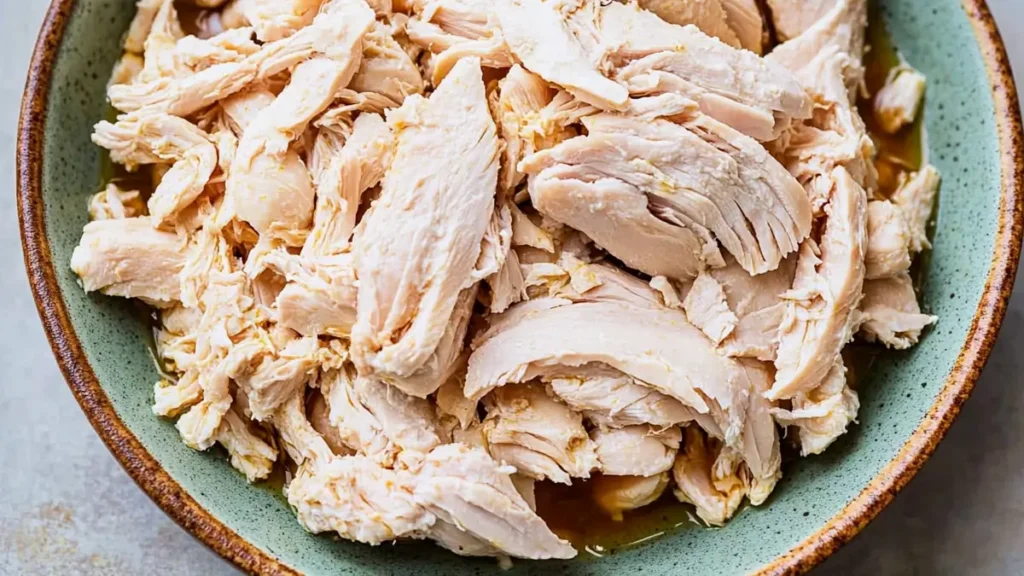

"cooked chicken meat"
[858,274,937,350]
[521,111,811,279]
[591,425,681,477]
[75,0,938,561]
[482,382,598,484]
[874,63,927,134]
[351,57,499,391]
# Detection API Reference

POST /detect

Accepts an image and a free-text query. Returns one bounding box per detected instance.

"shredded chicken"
[73,0,939,561]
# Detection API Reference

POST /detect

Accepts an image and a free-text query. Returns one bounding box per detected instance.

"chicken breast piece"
[672,425,746,526]
[874,64,927,134]
[772,47,876,206]
[482,382,598,484]
[322,366,399,465]
[637,0,741,48]
[892,164,940,254]
[176,277,268,451]
[305,112,394,257]
[771,167,867,401]
[267,252,358,338]
[351,57,499,381]
[592,425,681,477]
[719,0,766,55]
[289,454,435,544]
[683,271,739,345]
[771,357,859,455]
[348,21,426,108]
[599,1,811,140]
[491,65,574,194]
[308,389,355,457]
[767,0,867,77]
[522,112,811,278]
[236,335,323,421]
[710,254,797,361]
[766,0,838,41]
[354,377,449,456]
[92,111,217,224]
[405,0,514,85]
[858,274,937,350]
[413,443,577,559]
[735,359,782,503]
[71,217,187,306]
[543,363,699,429]
[467,298,752,446]
[109,0,373,117]
[243,0,325,42]
[592,473,671,521]
[496,0,628,110]
[229,0,374,233]
[215,406,278,482]
[865,200,911,280]
[124,0,165,53]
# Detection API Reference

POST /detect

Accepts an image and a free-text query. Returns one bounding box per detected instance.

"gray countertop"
[2,2,1023,574]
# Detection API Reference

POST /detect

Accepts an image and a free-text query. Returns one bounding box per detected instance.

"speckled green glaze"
[21,0,1016,574]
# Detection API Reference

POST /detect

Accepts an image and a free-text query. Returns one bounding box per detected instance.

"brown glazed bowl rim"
[16,1,1024,574]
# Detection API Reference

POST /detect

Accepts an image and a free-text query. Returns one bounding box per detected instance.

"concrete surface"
[1,1,1023,574]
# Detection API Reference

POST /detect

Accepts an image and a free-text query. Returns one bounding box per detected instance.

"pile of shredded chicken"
[72,0,940,561]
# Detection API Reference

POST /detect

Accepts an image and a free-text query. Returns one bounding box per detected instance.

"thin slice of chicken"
[710,254,797,361]
[228,9,374,233]
[304,112,393,257]
[719,0,767,54]
[637,0,742,48]
[770,166,867,401]
[124,0,165,53]
[467,298,751,446]
[592,425,681,477]
[351,57,499,382]
[522,112,811,278]
[765,0,839,41]
[543,363,699,429]
[892,165,940,254]
[349,21,426,108]
[495,0,628,110]
[599,1,812,140]
[873,63,927,134]
[865,200,911,280]
[683,271,739,345]
[236,334,323,421]
[413,443,577,559]
[354,377,448,456]
[71,217,187,306]
[405,0,513,85]
[858,274,937,350]
[771,357,859,455]
[243,0,325,42]
[216,405,278,482]
[482,382,599,484]
[321,366,399,465]
[672,425,747,526]
[92,111,217,224]
[767,0,867,78]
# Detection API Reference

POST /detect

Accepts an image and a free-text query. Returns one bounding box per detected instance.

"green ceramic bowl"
[17,1,1024,574]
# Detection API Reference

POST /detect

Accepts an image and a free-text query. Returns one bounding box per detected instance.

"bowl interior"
[34,0,1003,573]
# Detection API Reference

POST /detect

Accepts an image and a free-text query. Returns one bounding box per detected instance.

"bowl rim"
[16,1,1024,574]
